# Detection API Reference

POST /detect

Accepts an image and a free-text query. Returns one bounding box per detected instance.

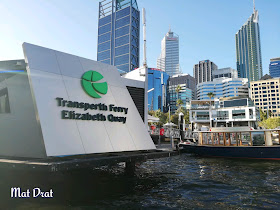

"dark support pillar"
[125,161,136,176]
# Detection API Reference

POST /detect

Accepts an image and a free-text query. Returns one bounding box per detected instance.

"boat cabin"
[196,127,280,147]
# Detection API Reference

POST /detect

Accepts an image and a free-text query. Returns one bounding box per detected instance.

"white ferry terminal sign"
[56,70,128,124]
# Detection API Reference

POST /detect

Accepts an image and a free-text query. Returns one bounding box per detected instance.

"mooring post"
[125,160,136,176]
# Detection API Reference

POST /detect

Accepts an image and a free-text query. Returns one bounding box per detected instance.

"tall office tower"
[147,68,169,111]
[157,29,180,76]
[97,0,140,73]
[269,57,280,78]
[167,74,196,114]
[235,4,262,83]
[193,60,218,84]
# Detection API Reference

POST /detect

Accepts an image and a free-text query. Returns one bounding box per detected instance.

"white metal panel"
[98,63,124,88]
[23,43,61,75]
[26,69,86,156]
[62,75,114,153]
[79,57,103,74]
[55,51,84,79]
[110,86,156,150]
[102,86,137,151]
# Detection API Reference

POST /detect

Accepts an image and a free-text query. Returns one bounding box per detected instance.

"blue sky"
[0,0,279,76]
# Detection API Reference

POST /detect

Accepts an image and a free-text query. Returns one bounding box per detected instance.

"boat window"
[241,132,251,146]
[225,133,230,146]
[230,133,238,145]
[252,132,265,146]
[218,133,224,145]
[272,131,280,145]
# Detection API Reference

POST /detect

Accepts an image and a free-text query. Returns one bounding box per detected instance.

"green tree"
[175,85,182,98]
[207,92,215,104]
[176,99,183,107]
[148,110,155,116]
[175,85,182,109]
[259,117,280,129]
[171,114,179,125]
[259,108,267,121]
[150,109,168,126]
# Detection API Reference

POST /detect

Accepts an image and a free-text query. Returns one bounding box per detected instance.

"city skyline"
[0,0,279,77]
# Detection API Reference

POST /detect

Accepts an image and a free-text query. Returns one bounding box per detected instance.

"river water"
[2,154,280,209]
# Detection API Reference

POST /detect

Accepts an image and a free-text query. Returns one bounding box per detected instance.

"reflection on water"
[1,154,280,209]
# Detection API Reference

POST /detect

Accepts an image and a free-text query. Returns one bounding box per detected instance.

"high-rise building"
[157,29,180,76]
[197,77,249,100]
[269,57,280,78]
[212,67,238,79]
[97,0,140,73]
[235,6,262,83]
[147,68,169,111]
[167,74,196,114]
[193,60,218,84]
[250,77,280,117]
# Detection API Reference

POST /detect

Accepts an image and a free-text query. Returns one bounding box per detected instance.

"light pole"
[179,112,184,141]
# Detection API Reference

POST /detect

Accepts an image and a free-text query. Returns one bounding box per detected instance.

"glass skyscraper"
[167,74,196,114]
[148,68,169,111]
[97,0,140,73]
[235,9,262,83]
[157,29,180,76]
[269,57,280,78]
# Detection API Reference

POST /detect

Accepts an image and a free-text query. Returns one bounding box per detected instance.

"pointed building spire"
[169,24,171,32]
[253,0,255,13]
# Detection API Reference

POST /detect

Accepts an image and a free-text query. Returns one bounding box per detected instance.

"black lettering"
[56,97,63,106]
[70,111,75,119]
[62,100,67,107]
[62,110,68,119]
[107,114,113,122]
[79,102,85,109]
[123,117,126,124]
[92,115,97,120]
[73,102,79,108]
[67,101,73,107]
[86,113,91,120]
[109,104,114,111]
[90,104,97,110]
[75,113,81,119]
[84,103,90,111]
[81,114,87,120]
[124,108,128,114]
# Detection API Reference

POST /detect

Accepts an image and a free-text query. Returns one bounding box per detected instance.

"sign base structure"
[0,43,155,158]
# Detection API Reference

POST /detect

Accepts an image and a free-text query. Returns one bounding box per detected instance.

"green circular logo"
[81,70,108,98]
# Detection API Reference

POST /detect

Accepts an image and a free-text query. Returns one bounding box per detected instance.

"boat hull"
[179,144,280,160]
